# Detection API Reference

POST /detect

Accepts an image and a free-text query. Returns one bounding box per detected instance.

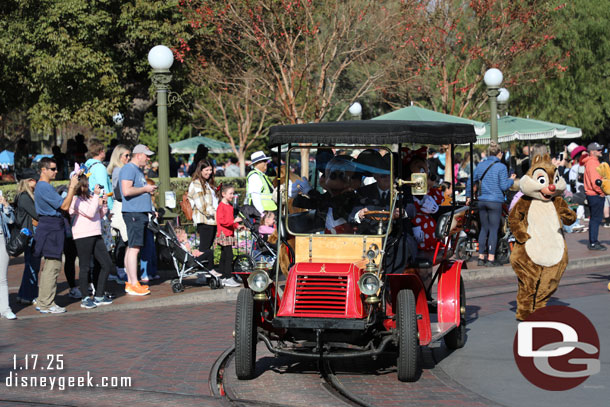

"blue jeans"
[140,228,158,280]
[478,200,504,256]
[587,195,605,245]
[17,241,41,302]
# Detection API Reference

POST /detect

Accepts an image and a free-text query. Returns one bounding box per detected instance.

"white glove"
[290,177,312,197]
[420,195,439,214]
[412,226,425,243]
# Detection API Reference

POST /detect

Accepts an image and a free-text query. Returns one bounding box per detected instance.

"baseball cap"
[132,144,155,156]
[587,142,603,152]
[19,168,40,181]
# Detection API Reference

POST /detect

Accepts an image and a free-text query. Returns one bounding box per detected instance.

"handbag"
[6,227,32,257]
[180,192,193,221]
[474,162,499,199]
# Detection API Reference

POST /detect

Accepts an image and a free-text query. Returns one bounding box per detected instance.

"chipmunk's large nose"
[548,184,556,192]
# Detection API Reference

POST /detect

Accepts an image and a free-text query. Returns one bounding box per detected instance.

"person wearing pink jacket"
[69,174,115,308]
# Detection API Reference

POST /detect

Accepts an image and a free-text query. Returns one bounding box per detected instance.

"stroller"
[233,205,278,280]
[148,218,222,293]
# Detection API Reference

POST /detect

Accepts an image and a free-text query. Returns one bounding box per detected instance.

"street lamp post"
[148,45,174,209]
[484,68,503,144]
[349,101,362,120]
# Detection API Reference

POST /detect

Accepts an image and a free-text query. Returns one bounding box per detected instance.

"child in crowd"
[258,211,276,241]
[215,184,243,287]
[69,174,115,307]
[174,226,222,280]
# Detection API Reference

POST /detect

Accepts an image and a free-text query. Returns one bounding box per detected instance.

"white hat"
[132,144,154,156]
[250,151,271,165]
[567,142,579,154]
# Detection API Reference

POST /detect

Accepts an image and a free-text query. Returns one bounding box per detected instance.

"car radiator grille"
[294,274,348,316]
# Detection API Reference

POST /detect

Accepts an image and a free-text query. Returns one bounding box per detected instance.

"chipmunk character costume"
[508,154,577,320]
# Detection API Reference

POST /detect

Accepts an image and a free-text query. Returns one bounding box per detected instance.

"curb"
[17,286,241,320]
[16,253,610,319]
[461,253,610,281]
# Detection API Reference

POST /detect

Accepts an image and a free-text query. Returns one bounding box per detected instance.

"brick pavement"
[220,275,607,407]
[0,301,235,406]
[0,224,608,406]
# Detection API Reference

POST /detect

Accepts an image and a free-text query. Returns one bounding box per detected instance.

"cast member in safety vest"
[246,151,277,214]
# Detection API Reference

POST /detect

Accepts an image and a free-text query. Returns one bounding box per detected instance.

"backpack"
[180,192,193,221]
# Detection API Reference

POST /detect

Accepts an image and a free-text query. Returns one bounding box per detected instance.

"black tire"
[209,278,219,290]
[456,237,472,261]
[444,277,467,350]
[233,254,255,284]
[235,288,257,380]
[397,289,420,382]
[171,282,184,293]
[495,238,511,265]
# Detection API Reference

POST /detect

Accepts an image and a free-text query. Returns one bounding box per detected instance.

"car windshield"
[286,147,394,236]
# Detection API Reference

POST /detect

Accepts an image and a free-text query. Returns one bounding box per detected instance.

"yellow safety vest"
[246,169,277,211]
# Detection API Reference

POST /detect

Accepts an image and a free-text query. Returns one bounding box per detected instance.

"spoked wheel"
[233,254,255,284]
[444,277,467,350]
[455,237,473,261]
[235,288,257,380]
[397,289,421,382]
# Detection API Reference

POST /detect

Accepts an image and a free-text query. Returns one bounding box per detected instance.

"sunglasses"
[47,167,58,172]
[123,153,131,158]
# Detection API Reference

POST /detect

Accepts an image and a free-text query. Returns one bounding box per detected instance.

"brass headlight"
[358,272,381,296]
[247,271,270,293]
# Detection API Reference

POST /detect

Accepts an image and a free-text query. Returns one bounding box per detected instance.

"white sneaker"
[222,277,241,288]
[2,311,17,320]
[39,305,66,314]
[209,269,222,278]
[68,287,82,299]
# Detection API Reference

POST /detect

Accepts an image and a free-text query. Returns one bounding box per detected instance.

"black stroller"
[233,205,278,280]
[148,218,222,293]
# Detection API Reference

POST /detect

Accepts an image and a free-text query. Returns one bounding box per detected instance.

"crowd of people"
[0,139,278,320]
[1,134,608,321]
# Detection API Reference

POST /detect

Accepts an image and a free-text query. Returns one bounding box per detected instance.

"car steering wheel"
[362,210,391,222]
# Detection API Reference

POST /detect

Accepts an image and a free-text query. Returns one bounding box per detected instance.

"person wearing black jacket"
[15,169,41,305]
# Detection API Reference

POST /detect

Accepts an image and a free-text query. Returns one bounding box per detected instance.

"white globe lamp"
[349,102,362,118]
[148,45,174,71]
[497,88,510,104]
[483,68,503,88]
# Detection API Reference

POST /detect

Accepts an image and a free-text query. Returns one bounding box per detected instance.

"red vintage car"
[234,120,475,382]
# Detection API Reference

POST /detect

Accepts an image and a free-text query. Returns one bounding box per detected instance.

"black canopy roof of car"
[268,120,477,146]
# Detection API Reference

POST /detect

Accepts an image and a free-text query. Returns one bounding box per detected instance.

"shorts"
[124,212,149,248]
[605,195,610,208]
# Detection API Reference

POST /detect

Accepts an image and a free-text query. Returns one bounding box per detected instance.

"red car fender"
[437,259,464,327]
[384,274,432,346]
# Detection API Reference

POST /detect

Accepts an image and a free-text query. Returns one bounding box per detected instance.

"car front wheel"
[235,288,257,380]
[397,289,421,382]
